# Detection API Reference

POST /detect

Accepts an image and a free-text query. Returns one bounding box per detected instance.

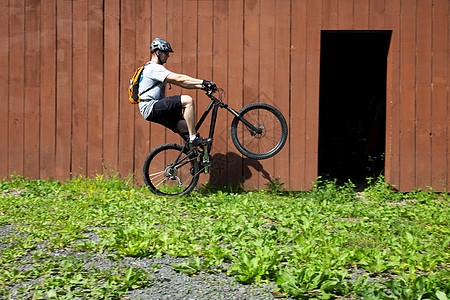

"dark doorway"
[318,31,391,183]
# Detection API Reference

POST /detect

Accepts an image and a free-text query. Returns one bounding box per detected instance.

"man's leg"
[176,120,188,133]
[180,95,196,136]
[180,94,212,146]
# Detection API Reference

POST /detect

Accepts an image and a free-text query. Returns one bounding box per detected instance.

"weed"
[265,176,285,194]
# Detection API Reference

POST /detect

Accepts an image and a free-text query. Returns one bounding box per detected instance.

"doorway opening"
[318,31,391,184]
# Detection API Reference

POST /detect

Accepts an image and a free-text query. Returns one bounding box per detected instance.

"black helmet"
[151,38,173,52]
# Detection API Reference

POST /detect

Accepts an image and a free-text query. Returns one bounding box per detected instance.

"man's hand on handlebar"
[201,80,217,92]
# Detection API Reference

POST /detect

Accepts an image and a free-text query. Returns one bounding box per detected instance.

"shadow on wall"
[208,152,271,189]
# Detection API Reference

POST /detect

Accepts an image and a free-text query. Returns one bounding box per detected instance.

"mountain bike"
[143,88,288,196]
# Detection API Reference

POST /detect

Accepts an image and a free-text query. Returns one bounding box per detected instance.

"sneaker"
[189,133,213,147]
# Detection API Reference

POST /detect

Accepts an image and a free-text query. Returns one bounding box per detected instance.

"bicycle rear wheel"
[143,143,199,196]
[231,103,288,160]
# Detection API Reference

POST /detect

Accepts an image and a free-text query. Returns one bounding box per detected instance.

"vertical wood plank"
[322,0,338,29]
[0,0,8,178]
[87,0,104,177]
[384,0,401,187]
[136,0,151,73]
[227,0,244,187]
[291,0,308,189]
[243,0,260,189]
[23,0,40,179]
[369,0,385,29]
[354,0,369,29]
[273,0,291,188]
[55,0,73,180]
[447,0,450,190]
[40,0,57,179]
[72,0,88,177]
[9,0,25,176]
[431,0,448,190]
[134,0,151,185]
[118,0,136,177]
[338,0,353,29]
[211,0,229,188]
[305,0,322,185]
[167,0,182,88]
[166,0,183,147]
[415,0,432,188]
[399,0,416,191]
[103,0,120,174]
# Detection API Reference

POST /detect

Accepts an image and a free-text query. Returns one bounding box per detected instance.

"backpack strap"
[138,62,155,98]
[139,85,154,97]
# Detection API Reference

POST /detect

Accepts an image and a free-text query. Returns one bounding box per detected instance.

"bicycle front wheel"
[231,103,288,160]
[143,143,199,196]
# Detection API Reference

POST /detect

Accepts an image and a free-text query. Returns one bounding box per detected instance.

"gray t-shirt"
[138,61,171,119]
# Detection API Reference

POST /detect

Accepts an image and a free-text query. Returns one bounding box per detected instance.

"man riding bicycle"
[138,37,216,147]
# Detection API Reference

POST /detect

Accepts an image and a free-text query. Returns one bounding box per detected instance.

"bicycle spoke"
[154,176,168,188]
[239,124,282,150]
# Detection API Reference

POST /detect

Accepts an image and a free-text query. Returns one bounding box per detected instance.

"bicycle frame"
[170,91,261,176]
[176,91,262,143]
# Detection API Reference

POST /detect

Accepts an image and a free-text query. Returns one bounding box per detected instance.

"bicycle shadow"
[208,152,272,189]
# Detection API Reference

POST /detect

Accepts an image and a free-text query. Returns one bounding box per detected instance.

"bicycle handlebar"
[205,87,224,103]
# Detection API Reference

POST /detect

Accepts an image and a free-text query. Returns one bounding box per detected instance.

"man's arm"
[165,73,203,89]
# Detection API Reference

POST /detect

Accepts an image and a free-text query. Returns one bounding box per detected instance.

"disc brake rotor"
[253,124,266,138]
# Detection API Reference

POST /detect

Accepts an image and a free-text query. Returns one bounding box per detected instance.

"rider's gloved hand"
[201,80,217,92]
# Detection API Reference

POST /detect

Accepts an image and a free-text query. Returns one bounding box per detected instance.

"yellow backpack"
[128,63,150,104]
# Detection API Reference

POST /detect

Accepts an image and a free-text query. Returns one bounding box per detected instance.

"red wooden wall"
[0,0,449,191]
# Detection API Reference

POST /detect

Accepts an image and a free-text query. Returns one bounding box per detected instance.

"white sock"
[190,134,197,141]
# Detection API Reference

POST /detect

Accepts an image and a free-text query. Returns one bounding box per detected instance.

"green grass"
[0,174,449,299]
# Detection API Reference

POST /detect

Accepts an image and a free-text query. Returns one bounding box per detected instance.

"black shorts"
[146,95,184,131]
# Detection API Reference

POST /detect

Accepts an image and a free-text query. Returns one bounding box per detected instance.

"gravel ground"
[1,225,292,299]
[122,256,280,299]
